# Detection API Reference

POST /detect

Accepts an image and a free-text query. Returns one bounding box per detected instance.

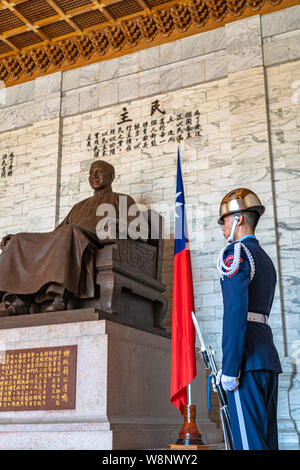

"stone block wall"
[0,5,299,448]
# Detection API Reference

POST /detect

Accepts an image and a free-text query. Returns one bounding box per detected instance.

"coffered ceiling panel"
[0,0,296,86]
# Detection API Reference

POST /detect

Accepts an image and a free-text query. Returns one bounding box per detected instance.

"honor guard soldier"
[216,188,282,450]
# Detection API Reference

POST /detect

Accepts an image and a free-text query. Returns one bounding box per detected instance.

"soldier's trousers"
[226,370,279,450]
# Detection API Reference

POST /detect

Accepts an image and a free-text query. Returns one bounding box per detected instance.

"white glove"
[221,373,239,392]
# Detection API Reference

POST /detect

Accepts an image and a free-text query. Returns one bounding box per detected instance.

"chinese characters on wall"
[0,345,77,412]
[87,100,202,159]
[1,152,14,179]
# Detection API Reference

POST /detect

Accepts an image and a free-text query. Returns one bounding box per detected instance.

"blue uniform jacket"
[220,236,282,377]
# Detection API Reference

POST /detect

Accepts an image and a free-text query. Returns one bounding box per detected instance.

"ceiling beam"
[136,0,151,12]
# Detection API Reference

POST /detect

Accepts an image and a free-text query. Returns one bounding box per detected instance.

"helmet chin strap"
[227,215,240,243]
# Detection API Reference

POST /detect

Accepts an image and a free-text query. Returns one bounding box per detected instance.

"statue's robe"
[0,190,136,302]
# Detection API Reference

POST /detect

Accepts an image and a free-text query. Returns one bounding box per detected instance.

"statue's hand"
[1,234,13,250]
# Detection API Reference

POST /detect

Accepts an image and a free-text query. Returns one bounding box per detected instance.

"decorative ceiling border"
[0,0,297,87]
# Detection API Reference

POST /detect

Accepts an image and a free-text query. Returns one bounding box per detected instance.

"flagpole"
[177,135,193,408]
[177,136,194,408]
[187,382,192,406]
[169,136,206,448]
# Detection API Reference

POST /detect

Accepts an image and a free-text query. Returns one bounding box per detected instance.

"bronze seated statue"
[0,160,167,331]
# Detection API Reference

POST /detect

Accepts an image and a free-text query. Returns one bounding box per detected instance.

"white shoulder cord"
[217,242,255,281]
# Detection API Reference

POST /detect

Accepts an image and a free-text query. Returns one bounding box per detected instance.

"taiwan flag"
[170,143,197,415]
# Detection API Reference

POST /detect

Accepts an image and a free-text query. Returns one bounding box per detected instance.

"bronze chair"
[71,210,168,332]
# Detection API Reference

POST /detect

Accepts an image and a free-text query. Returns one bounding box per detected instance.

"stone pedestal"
[0,314,222,450]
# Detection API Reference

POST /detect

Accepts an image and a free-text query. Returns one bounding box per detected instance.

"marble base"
[0,317,222,450]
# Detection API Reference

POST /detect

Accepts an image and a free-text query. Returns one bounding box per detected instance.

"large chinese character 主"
[117,107,132,125]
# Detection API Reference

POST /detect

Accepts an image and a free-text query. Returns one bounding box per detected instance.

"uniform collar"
[226,234,259,250]
[237,234,256,242]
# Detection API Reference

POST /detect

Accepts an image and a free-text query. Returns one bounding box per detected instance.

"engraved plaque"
[0,345,77,412]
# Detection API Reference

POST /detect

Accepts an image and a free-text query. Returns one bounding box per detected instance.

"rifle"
[191,312,234,450]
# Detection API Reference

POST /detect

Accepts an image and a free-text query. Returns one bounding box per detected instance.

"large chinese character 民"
[151,100,166,117]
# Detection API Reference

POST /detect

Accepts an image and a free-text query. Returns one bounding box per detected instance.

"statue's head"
[89,160,115,191]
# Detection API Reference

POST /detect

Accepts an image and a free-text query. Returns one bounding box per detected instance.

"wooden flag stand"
[167,404,210,450]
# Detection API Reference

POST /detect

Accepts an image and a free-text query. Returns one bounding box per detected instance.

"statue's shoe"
[5,299,29,315]
[46,300,66,312]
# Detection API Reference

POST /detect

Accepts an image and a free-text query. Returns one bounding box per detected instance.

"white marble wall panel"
[266,59,300,439]
[0,128,32,234]
[0,73,63,235]
[262,5,300,66]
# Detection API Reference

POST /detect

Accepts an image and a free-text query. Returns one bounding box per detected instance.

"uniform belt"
[247,312,268,324]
